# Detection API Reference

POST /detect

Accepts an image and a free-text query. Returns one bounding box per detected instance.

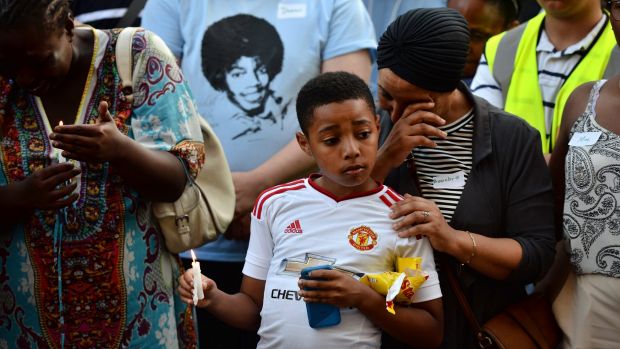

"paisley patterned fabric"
[0,28,202,348]
[564,79,620,277]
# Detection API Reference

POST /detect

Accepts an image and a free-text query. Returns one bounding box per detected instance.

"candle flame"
[59,121,64,126]
[190,249,196,262]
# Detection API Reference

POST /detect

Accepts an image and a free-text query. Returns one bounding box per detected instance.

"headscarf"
[377,8,470,92]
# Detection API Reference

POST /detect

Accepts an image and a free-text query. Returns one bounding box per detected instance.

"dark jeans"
[182,259,260,349]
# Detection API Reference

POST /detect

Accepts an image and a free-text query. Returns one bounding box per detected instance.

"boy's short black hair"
[296,71,375,134]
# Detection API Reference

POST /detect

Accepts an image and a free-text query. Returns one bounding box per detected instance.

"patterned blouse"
[0,28,203,348]
[564,79,620,277]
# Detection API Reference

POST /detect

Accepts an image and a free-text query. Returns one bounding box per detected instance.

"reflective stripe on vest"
[485,12,619,153]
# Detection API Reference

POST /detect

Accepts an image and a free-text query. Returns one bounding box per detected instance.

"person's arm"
[320,0,375,83]
[549,82,593,240]
[202,275,265,330]
[359,294,443,348]
[231,140,314,222]
[392,119,555,282]
[470,52,504,109]
[321,49,371,83]
[178,269,265,331]
[178,271,265,331]
[299,269,443,348]
[51,102,186,202]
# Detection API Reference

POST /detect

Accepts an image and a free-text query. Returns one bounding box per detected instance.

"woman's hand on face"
[378,102,448,169]
[18,163,81,210]
[298,269,370,309]
[390,194,458,253]
[50,101,128,163]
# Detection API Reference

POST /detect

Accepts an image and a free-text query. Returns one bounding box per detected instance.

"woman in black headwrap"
[373,8,556,349]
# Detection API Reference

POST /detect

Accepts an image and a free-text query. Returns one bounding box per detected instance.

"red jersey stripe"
[254,184,306,219]
[379,195,393,208]
[386,189,403,202]
[252,179,306,216]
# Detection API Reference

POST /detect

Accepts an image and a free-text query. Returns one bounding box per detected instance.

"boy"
[178,72,443,349]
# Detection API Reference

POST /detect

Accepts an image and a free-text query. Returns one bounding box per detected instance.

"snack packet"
[360,257,428,314]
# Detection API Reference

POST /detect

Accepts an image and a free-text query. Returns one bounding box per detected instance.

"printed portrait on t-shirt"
[201,14,292,140]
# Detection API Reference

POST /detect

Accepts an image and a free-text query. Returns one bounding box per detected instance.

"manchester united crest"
[348,225,378,251]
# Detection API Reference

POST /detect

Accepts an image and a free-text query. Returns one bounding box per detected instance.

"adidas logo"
[284,220,303,234]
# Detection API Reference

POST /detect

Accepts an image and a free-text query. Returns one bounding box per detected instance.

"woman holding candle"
[0,0,203,347]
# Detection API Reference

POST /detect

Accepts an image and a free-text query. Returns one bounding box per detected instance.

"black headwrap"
[377,8,470,92]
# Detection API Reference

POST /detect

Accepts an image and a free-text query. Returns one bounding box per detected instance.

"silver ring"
[422,211,430,219]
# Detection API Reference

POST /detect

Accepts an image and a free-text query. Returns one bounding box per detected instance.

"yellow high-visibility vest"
[485,13,620,153]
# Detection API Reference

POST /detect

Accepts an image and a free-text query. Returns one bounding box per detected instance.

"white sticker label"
[432,171,466,189]
[277,3,307,19]
[568,132,602,147]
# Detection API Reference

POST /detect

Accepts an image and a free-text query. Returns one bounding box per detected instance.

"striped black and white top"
[412,109,474,222]
[471,15,607,150]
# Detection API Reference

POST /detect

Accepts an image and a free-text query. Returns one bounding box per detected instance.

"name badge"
[277,3,307,19]
[432,171,466,189]
[568,132,602,147]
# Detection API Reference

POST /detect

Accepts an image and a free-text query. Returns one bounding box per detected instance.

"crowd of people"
[0,0,618,349]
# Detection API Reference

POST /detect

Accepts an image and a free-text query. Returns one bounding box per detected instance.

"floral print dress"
[0,28,203,348]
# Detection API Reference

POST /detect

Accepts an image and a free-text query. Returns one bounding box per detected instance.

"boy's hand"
[18,163,81,210]
[50,101,129,163]
[297,270,370,309]
[178,269,218,308]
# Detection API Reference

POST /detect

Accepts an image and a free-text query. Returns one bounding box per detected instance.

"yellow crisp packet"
[360,257,429,314]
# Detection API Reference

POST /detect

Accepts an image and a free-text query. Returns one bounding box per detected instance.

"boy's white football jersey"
[243,176,441,349]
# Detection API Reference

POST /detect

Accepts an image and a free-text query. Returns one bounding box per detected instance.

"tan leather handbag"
[116,27,235,253]
[443,255,561,349]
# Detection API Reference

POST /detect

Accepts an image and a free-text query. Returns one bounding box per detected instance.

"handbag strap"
[400,140,494,347]
[115,27,139,103]
[441,254,494,348]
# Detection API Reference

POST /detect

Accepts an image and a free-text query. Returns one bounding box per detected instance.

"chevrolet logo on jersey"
[278,253,362,279]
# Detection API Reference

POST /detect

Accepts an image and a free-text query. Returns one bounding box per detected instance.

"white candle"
[190,249,204,304]
[55,121,66,163]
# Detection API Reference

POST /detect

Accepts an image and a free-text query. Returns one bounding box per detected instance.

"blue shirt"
[142,0,376,261]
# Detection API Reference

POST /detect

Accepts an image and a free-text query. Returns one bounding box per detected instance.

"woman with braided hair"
[0,0,202,347]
